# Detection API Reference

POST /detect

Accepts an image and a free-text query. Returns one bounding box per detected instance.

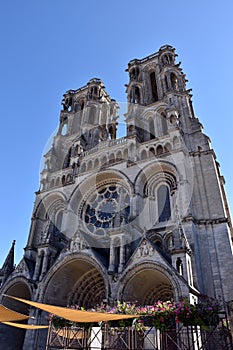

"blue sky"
[0,0,232,266]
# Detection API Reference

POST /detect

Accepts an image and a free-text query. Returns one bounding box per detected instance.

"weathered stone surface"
[0,45,232,349]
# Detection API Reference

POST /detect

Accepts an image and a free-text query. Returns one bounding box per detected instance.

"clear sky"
[0,0,232,266]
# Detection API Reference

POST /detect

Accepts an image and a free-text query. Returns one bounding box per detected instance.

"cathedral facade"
[1,45,233,349]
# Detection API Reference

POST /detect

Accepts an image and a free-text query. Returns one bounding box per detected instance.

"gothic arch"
[69,170,133,220]
[163,69,184,92]
[170,72,178,90]
[156,144,164,155]
[148,117,156,139]
[55,177,60,187]
[43,197,66,221]
[0,277,32,305]
[80,161,86,173]
[94,157,100,169]
[87,159,93,171]
[134,160,178,197]
[149,71,159,102]
[118,262,182,303]
[0,278,32,350]
[164,231,174,251]
[140,149,147,160]
[129,142,135,154]
[129,85,142,104]
[33,192,67,223]
[160,112,168,135]
[68,269,106,308]
[149,146,155,157]
[31,192,67,246]
[129,66,140,81]
[146,232,163,249]
[59,118,68,136]
[157,184,171,222]
[109,153,115,164]
[41,253,109,308]
[116,150,122,162]
[164,142,172,153]
[160,52,174,65]
[144,170,177,198]
[74,98,85,113]
[123,148,128,161]
[63,147,72,169]
[101,155,108,167]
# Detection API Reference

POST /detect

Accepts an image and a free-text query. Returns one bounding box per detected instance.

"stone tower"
[0,45,232,349]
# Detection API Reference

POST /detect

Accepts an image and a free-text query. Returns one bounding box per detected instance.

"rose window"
[83,185,130,235]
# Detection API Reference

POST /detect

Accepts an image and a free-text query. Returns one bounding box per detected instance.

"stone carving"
[70,232,87,252]
[136,240,154,258]
[13,259,29,277]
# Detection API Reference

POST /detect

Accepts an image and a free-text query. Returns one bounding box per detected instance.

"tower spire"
[0,240,15,284]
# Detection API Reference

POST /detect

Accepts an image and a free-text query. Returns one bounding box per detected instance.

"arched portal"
[1,280,31,350]
[68,268,106,308]
[44,257,107,309]
[121,267,173,305]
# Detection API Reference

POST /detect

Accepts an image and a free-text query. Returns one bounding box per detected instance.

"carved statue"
[109,124,117,140]
[62,96,72,111]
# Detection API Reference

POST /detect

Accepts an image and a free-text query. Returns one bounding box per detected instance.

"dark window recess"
[134,86,140,103]
[62,147,71,169]
[149,118,156,139]
[161,113,168,135]
[171,73,178,90]
[150,72,158,102]
[158,185,171,222]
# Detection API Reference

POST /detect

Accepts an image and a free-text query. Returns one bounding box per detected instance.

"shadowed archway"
[121,268,173,305]
[0,280,31,350]
[44,257,107,309]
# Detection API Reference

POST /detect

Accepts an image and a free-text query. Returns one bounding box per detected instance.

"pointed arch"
[149,147,155,157]
[157,184,171,222]
[101,155,108,167]
[80,162,86,173]
[161,112,168,135]
[140,149,147,160]
[116,150,122,162]
[156,145,163,155]
[62,147,72,169]
[87,160,93,171]
[148,117,156,139]
[123,148,128,161]
[150,71,158,102]
[41,254,109,308]
[170,72,178,90]
[94,157,100,169]
[129,85,141,104]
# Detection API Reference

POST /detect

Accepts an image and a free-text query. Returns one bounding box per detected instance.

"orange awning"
[4,295,138,323]
[0,304,31,322]
[2,321,48,329]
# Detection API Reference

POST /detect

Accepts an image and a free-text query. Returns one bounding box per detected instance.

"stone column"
[130,194,137,219]
[33,253,42,281]
[108,241,115,273]
[118,240,125,273]
[40,251,50,280]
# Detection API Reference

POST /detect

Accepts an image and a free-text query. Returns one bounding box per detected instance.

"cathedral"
[0,45,233,349]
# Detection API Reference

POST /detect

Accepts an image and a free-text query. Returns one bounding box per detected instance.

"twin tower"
[0,45,232,350]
